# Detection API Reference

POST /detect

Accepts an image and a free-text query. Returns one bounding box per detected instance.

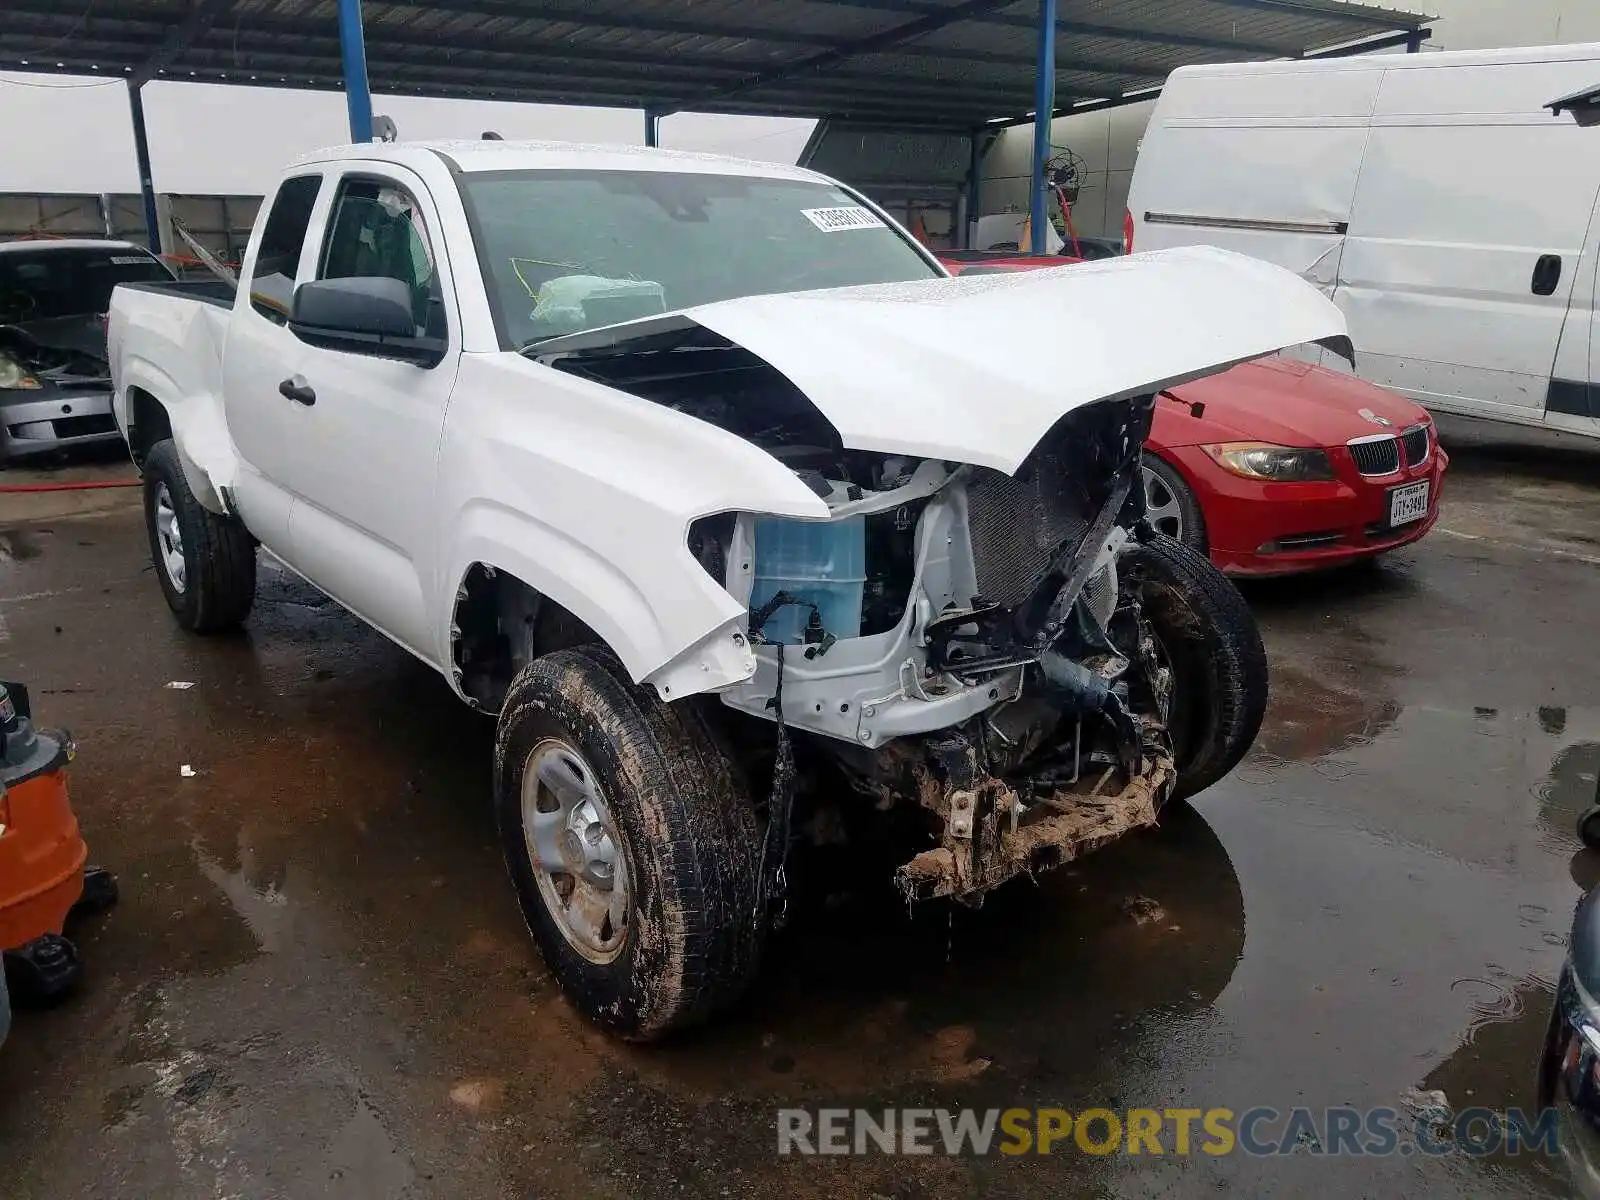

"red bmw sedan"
[1143,356,1446,576]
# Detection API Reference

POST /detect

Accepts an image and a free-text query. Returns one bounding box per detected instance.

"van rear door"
[1336,57,1600,423]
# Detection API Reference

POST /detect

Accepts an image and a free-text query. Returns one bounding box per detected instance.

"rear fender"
[114,304,235,515]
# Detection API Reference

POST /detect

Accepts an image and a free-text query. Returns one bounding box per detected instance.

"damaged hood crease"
[535,246,1351,474]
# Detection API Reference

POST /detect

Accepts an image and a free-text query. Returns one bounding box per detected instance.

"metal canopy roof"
[5,0,1430,131]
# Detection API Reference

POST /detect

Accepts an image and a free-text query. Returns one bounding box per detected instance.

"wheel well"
[451,564,602,710]
[127,388,173,469]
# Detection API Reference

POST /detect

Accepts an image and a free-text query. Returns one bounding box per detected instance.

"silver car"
[0,239,174,465]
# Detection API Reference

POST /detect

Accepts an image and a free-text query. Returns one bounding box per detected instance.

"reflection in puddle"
[603,803,1246,1104]
[1242,664,1401,782]
[0,527,48,563]
[1539,739,1600,843]
[193,832,295,955]
[1419,976,1564,1190]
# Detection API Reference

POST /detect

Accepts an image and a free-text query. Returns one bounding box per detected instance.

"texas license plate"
[1388,480,1430,526]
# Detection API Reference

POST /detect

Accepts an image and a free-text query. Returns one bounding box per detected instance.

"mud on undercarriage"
[871,729,1176,903]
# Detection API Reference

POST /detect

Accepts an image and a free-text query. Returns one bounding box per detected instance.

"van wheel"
[142,439,256,632]
[495,645,762,1040]
[1130,533,1267,801]
[1142,455,1207,551]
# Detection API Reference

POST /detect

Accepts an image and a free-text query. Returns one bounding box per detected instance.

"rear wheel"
[1130,534,1267,801]
[494,645,762,1040]
[1141,454,1207,552]
[142,439,256,632]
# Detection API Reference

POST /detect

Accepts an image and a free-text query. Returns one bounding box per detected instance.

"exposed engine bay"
[0,320,112,388]
[545,329,1185,902]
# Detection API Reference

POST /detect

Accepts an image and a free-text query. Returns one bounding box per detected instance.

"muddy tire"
[142,439,256,633]
[1131,533,1267,802]
[494,645,762,1040]
[1141,454,1207,552]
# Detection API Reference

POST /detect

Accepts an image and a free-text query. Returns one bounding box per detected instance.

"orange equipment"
[0,681,114,1003]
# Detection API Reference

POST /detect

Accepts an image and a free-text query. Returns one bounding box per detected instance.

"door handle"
[278,376,316,406]
[1531,254,1563,296]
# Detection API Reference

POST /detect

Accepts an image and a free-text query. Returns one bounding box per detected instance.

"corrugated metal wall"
[0,193,261,267]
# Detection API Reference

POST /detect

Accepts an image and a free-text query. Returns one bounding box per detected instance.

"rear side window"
[249,174,322,324]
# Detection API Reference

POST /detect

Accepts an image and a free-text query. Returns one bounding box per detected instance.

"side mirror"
[1548,84,1600,127]
[289,276,445,366]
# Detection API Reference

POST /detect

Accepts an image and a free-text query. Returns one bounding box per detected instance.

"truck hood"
[533,246,1351,474]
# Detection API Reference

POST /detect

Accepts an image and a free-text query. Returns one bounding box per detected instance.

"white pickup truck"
[108,139,1350,1039]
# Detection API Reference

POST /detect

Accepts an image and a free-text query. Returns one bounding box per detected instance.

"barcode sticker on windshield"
[110,255,151,264]
[802,206,885,233]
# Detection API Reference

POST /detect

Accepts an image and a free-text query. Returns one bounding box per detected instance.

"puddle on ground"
[1246,662,1401,769]
[0,527,49,563]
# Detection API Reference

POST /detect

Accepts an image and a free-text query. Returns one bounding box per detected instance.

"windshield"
[0,247,171,324]
[459,170,942,348]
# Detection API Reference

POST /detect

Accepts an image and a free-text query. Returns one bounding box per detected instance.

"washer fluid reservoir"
[749,516,866,645]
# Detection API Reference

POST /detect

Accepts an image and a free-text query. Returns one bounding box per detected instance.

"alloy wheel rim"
[1142,465,1184,542]
[154,483,187,593]
[521,738,630,964]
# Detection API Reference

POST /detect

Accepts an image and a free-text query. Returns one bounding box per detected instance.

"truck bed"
[108,276,239,483]
[116,277,237,308]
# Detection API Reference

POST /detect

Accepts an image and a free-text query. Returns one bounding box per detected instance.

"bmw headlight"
[0,353,40,391]
[1201,442,1336,482]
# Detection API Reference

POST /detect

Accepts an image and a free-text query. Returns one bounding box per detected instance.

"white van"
[1126,44,1600,437]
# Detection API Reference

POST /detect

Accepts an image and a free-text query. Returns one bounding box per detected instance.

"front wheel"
[1130,534,1268,801]
[494,645,763,1040]
[142,439,256,633]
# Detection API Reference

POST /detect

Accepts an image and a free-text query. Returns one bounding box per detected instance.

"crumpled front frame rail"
[895,752,1176,902]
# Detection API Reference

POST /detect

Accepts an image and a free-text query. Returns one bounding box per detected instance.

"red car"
[935,250,1447,576]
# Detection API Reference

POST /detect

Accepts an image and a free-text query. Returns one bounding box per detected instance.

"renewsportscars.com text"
[776,1106,1559,1158]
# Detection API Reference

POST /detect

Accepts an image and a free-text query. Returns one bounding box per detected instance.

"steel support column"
[644,108,661,147]
[966,130,984,249]
[337,0,374,142]
[126,81,161,255]
[1028,0,1056,255]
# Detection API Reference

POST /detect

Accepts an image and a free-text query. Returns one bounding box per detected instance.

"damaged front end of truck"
[785,394,1181,903]
[699,392,1183,905]
[532,248,1348,904]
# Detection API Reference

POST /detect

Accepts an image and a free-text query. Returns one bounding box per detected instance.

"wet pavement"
[1,426,1598,1198]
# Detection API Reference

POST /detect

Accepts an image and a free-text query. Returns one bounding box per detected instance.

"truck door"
[279,165,462,660]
